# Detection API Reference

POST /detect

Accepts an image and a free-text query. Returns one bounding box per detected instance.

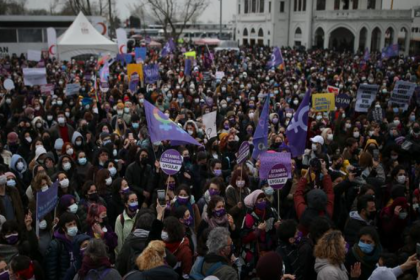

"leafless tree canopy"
[142,0,209,40]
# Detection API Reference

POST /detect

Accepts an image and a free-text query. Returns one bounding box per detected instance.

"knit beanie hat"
[307,189,327,211]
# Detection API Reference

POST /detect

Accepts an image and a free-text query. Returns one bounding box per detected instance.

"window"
[316,0,325,10]
[367,0,376,9]
[244,0,249,13]
[18,29,42,43]
[353,0,358,9]
[303,0,306,11]
[343,0,349,10]
[280,1,285,12]
[258,28,264,37]
[252,0,256,12]
[294,0,297,11]
[260,0,264,13]
[243,28,248,36]
[269,1,271,12]
[295,27,302,38]
[239,4,241,14]
[334,0,340,10]
[0,29,17,43]
[298,0,301,11]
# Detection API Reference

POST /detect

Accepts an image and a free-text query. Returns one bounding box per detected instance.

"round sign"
[4,79,14,90]
[237,141,250,165]
[160,149,183,175]
[268,163,289,190]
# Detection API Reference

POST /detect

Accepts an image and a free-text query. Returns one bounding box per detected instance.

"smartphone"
[157,190,166,206]
[417,243,420,259]
[373,149,379,161]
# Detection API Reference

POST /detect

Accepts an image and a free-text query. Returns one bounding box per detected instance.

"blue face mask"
[132,123,139,129]
[358,241,374,254]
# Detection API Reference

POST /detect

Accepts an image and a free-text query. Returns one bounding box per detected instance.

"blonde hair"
[314,230,346,266]
[136,240,166,271]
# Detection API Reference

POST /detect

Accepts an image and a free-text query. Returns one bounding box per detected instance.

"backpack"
[85,268,111,280]
[189,258,224,280]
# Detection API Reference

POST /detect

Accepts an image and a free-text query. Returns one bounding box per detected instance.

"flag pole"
[277,189,281,221]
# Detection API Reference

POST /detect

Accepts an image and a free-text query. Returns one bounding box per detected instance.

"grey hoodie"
[71,131,84,146]
[314,258,348,280]
[10,154,27,177]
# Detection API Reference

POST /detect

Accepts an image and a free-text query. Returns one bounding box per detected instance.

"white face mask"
[353,132,360,138]
[108,167,117,177]
[58,117,65,124]
[66,148,74,156]
[63,162,71,171]
[39,220,47,230]
[327,134,333,141]
[60,178,70,188]
[161,231,169,241]
[75,141,82,146]
[105,177,112,186]
[68,203,78,213]
[236,180,245,188]
[25,136,32,143]
[16,162,24,171]
[397,175,406,184]
[312,143,318,151]
[36,122,42,128]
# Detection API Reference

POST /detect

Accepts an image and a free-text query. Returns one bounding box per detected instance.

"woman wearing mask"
[85,204,118,262]
[171,185,201,232]
[241,190,279,277]
[61,142,76,161]
[45,212,81,280]
[197,177,226,215]
[174,205,197,254]
[56,171,76,198]
[314,230,361,280]
[8,255,45,280]
[75,151,91,184]
[55,155,78,192]
[56,194,81,223]
[197,196,236,241]
[345,226,382,280]
[77,181,106,232]
[225,169,251,231]
[73,239,121,280]
[114,191,138,255]
[221,133,238,172]
[162,216,193,279]
[105,160,119,180]
[27,172,53,210]
[382,165,408,207]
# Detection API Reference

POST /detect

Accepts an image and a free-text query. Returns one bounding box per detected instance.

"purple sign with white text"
[160,149,183,175]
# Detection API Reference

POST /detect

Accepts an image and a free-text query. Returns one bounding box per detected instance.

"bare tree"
[142,0,209,40]
[0,0,26,15]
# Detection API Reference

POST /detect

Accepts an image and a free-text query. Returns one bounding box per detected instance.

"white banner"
[47,27,57,59]
[116,28,127,54]
[23,68,47,86]
[389,80,416,111]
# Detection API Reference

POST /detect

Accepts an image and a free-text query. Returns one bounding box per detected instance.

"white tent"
[57,12,117,61]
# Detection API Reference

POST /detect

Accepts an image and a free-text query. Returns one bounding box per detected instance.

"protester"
[0,40,420,280]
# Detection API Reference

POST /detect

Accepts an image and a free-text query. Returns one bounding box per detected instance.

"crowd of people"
[0,43,419,280]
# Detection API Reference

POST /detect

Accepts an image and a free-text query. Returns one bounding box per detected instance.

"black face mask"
[228,141,237,150]
[140,158,148,165]
[89,193,99,202]
[367,211,376,220]
[100,217,109,226]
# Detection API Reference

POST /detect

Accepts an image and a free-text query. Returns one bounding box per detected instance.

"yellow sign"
[312,93,335,112]
[127,63,143,82]
[184,51,197,59]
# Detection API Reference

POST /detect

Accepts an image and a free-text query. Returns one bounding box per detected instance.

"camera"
[309,158,322,172]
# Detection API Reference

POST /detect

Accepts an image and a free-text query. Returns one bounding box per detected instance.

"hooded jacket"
[45,230,75,280]
[63,234,91,280]
[344,211,372,246]
[314,258,348,280]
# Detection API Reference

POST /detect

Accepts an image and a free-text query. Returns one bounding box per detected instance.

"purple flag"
[145,35,151,44]
[363,47,370,61]
[144,64,160,84]
[100,62,109,83]
[144,100,202,146]
[381,44,399,59]
[266,47,284,69]
[161,38,176,57]
[285,88,311,157]
[124,54,133,64]
[116,54,125,64]
[184,59,192,76]
[252,95,270,160]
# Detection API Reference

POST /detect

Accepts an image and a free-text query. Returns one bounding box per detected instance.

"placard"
[36,180,59,220]
[259,152,292,180]
[160,149,183,175]
[268,163,289,189]
[355,84,379,112]
[237,142,250,165]
[327,86,339,94]
[27,50,41,61]
[3,79,14,90]
[312,93,335,112]
[202,111,217,139]
[23,68,47,86]
[389,80,416,111]
[335,93,351,109]
[65,83,81,96]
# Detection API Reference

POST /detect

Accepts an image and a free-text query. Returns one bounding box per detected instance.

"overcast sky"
[25,0,419,24]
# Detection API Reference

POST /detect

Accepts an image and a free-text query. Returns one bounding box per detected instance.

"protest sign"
[185,51,197,59]
[127,63,143,82]
[312,93,335,112]
[3,79,14,90]
[216,71,225,80]
[237,142,250,165]
[160,149,183,175]
[144,64,160,84]
[268,163,289,189]
[203,71,211,81]
[40,84,54,95]
[36,181,59,220]
[335,93,351,109]
[135,47,147,63]
[327,86,339,94]
[129,72,139,92]
[259,152,292,180]
[23,68,47,86]
[27,50,41,61]
[389,81,416,111]
[65,83,81,96]
[202,111,217,139]
[355,84,379,112]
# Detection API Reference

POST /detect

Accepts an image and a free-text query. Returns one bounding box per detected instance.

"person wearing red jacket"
[294,159,334,236]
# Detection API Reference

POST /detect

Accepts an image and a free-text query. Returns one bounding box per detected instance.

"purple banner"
[144,64,160,84]
[335,93,351,109]
[36,180,59,220]
[259,151,292,180]
[268,163,289,189]
[237,141,250,164]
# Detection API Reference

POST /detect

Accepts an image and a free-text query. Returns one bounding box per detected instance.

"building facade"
[234,0,415,55]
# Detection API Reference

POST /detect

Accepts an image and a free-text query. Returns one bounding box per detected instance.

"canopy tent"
[194,38,221,46]
[57,12,117,61]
